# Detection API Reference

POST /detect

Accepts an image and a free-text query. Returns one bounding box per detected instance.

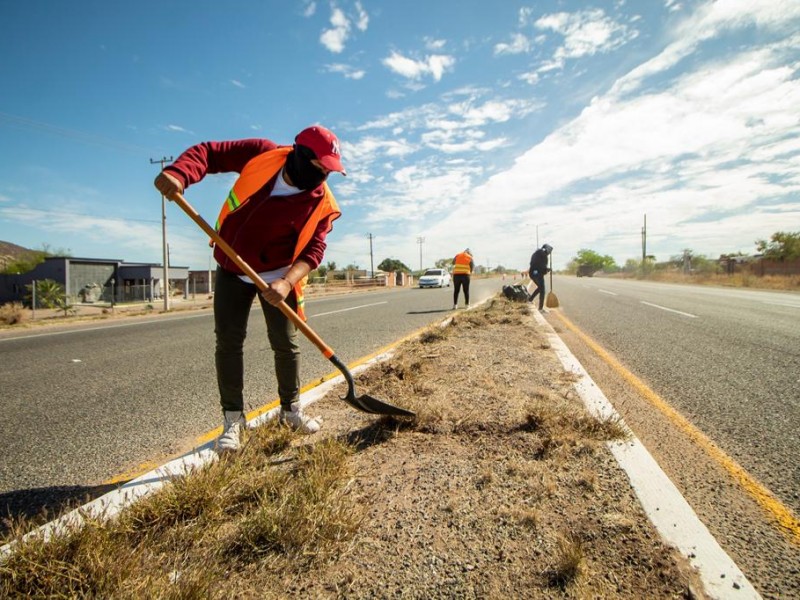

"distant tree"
[571,249,617,273]
[377,258,411,273]
[325,261,337,272]
[435,257,454,270]
[623,258,639,273]
[312,264,329,280]
[756,231,800,260]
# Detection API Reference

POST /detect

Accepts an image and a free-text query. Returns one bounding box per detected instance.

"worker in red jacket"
[154,126,345,452]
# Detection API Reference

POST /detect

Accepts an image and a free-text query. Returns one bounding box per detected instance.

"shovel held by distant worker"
[171,192,415,418]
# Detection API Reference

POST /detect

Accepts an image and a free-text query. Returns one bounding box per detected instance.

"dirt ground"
[245,297,705,599]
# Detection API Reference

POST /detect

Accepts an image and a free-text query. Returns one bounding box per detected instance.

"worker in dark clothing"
[528,244,553,311]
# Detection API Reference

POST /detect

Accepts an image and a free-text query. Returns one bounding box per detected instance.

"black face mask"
[285,145,328,191]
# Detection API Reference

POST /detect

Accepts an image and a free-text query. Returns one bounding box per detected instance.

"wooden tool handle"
[172,193,335,358]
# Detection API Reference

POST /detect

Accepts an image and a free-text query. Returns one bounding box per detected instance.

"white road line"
[762,301,800,308]
[310,301,387,318]
[599,289,618,296]
[0,313,210,342]
[640,301,698,318]
[535,310,760,599]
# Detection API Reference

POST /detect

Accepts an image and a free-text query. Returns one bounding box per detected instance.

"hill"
[0,240,39,272]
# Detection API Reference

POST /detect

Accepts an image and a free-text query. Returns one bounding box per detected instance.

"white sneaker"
[217,410,246,453]
[539,307,549,313]
[280,404,322,434]
[453,304,457,310]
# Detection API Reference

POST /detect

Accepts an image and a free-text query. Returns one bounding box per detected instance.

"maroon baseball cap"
[295,125,346,175]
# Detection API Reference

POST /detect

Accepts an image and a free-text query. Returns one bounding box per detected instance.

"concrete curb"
[534,309,761,599]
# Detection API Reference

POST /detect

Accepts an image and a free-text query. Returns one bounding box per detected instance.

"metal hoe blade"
[331,355,415,417]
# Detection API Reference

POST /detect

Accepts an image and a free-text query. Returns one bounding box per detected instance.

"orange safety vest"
[212,146,341,321]
[453,252,473,275]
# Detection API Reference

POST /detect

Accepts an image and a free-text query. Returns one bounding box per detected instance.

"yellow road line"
[553,310,800,546]
[104,322,435,486]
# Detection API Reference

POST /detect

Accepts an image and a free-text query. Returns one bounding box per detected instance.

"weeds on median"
[0,422,359,597]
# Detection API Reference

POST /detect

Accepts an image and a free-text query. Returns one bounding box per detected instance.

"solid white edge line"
[534,310,760,600]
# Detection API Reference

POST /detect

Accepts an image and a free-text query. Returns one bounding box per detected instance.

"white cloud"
[534,8,638,71]
[494,33,531,56]
[302,1,316,18]
[164,124,194,135]
[320,8,351,53]
[518,7,534,28]
[326,63,366,80]
[354,1,369,31]
[665,0,683,12]
[425,38,447,51]
[382,51,455,82]
[230,79,245,88]
[460,31,800,265]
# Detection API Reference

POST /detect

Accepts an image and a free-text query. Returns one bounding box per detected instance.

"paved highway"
[549,275,800,515]
[0,278,501,524]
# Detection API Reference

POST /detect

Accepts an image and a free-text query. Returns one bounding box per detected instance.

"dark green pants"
[214,267,299,413]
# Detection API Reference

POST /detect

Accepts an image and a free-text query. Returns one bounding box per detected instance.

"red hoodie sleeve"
[163,138,278,189]
[294,212,340,269]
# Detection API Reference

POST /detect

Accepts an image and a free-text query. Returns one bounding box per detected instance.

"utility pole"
[367,233,375,277]
[641,213,647,263]
[150,156,174,311]
[416,236,425,271]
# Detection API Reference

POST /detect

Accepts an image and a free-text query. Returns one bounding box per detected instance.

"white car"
[418,268,451,288]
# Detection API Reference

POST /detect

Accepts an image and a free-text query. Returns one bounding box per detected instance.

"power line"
[0,111,162,155]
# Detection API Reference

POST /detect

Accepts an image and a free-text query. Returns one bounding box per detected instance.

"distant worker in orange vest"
[452,248,474,310]
[154,126,346,452]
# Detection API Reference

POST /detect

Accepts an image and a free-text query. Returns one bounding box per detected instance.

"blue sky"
[1,0,798,272]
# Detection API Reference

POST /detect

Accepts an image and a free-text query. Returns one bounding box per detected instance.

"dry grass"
[622,270,800,290]
[0,302,26,325]
[0,423,360,598]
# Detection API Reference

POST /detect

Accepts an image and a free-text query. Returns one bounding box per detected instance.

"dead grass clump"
[418,330,446,344]
[228,437,359,562]
[524,396,630,444]
[547,533,585,589]
[0,302,26,325]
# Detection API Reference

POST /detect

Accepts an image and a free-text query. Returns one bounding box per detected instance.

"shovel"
[171,192,414,417]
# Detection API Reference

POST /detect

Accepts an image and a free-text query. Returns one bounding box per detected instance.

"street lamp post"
[110,278,115,311]
[417,236,425,271]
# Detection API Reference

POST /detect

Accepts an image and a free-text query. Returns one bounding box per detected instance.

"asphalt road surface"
[0,278,500,525]
[548,275,800,516]
[546,275,800,598]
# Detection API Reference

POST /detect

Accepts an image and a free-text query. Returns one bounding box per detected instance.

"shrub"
[0,302,27,325]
